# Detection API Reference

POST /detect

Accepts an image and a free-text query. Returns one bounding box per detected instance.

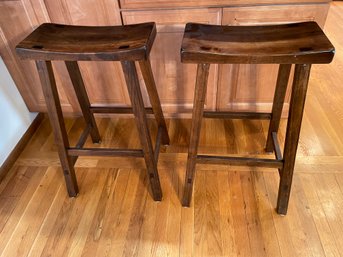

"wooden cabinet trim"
[119,0,330,9]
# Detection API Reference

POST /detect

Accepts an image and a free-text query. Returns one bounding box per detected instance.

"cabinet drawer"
[222,3,329,27]
[119,0,330,9]
[122,9,221,113]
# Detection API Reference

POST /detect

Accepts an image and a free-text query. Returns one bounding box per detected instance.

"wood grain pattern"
[122,8,221,113]
[1,1,332,115]
[0,0,126,113]
[0,2,342,257]
[119,0,330,9]
[0,0,53,112]
[181,22,334,64]
[16,22,157,61]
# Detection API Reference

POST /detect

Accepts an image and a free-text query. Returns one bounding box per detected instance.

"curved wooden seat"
[181,22,335,64]
[16,22,156,61]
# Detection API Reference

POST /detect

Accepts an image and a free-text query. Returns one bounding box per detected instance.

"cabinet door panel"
[0,1,52,112]
[218,4,329,114]
[44,0,128,112]
[122,9,221,113]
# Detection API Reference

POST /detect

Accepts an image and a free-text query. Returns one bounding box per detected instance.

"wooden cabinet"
[0,0,332,116]
[119,0,329,8]
[43,0,129,112]
[0,0,124,114]
[0,1,49,112]
[216,4,329,113]
[122,9,221,113]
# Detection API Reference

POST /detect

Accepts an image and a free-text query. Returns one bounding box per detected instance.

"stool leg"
[36,60,79,196]
[182,63,210,207]
[121,60,162,201]
[265,64,292,152]
[139,59,170,145]
[277,64,311,215]
[65,61,101,143]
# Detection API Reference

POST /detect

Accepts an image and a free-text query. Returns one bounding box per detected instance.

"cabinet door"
[122,9,221,114]
[0,1,52,113]
[43,0,129,113]
[217,4,329,114]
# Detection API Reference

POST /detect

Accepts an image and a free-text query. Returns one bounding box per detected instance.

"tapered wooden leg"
[36,60,79,196]
[139,59,170,145]
[266,64,292,152]
[65,61,101,143]
[182,63,210,207]
[121,60,162,201]
[277,64,311,215]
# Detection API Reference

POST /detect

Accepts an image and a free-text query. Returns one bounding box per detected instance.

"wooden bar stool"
[16,22,169,201]
[181,22,334,214]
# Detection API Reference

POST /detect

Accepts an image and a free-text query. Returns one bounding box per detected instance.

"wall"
[0,57,37,166]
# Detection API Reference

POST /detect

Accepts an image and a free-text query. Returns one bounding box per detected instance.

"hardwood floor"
[1,3,343,257]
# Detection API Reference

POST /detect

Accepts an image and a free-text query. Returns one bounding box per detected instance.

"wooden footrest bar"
[67,148,144,157]
[196,154,284,169]
[70,124,163,163]
[203,111,271,120]
[90,106,154,114]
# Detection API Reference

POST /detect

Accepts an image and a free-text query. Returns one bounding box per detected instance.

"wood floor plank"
[134,179,158,257]
[291,175,326,257]
[229,171,252,257]
[251,172,282,257]
[66,169,111,257]
[148,168,179,257]
[314,173,343,253]
[27,181,69,257]
[0,167,46,254]
[0,165,23,195]
[204,170,223,256]
[299,173,341,257]
[38,168,87,257]
[121,170,149,257]
[217,171,237,257]
[193,170,207,257]
[163,168,182,257]
[241,171,267,257]
[80,169,130,257]
[0,167,62,257]
[179,166,194,257]
[263,172,297,257]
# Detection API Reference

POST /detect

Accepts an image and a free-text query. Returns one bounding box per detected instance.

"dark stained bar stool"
[16,22,169,201]
[181,22,334,214]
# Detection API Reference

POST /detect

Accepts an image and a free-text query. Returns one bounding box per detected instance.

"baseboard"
[0,113,45,182]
